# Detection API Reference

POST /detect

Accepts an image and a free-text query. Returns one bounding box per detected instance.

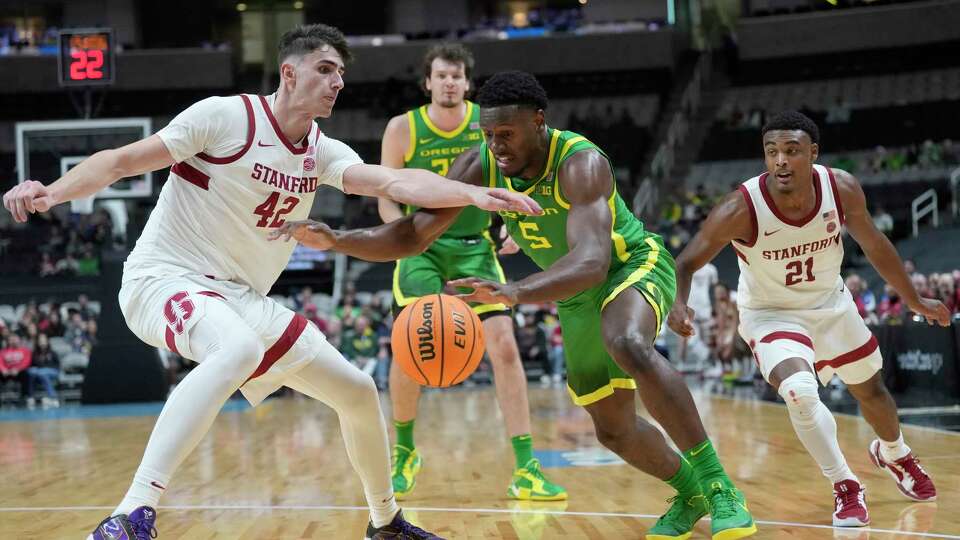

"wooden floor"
[0,385,957,539]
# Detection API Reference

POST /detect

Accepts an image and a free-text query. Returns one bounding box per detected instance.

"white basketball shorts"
[118,273,328,405]
[738,285,882,386]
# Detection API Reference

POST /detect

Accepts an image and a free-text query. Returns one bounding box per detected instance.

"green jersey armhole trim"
[403,110,417,163]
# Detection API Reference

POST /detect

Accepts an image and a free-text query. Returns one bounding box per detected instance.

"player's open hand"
[908,297,951,326]
[267,219,337,250]
[498,225,520,255]
[667,302,697,337]
[473,187,543,216]
[448,277,518,307]
[3,180,55,223]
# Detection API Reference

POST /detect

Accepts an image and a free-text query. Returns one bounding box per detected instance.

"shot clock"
[57,28,115,87]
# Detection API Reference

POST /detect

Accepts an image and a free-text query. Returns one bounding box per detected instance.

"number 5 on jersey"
[519,222,552,249]
[254,191,299,228]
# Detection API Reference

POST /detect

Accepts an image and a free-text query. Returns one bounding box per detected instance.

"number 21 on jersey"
[785,257,814,286]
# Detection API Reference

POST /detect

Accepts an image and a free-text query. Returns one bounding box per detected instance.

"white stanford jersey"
[124,94,361,294]
[732,164,845,310]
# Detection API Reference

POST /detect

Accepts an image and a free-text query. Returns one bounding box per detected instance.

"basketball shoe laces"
[897,455,933,493]
[383,519,434,539]
[708,487,742,519]
[659,494,700,522]
[835,484,863,514]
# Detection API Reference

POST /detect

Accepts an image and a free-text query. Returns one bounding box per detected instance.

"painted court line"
[1,504,957,539]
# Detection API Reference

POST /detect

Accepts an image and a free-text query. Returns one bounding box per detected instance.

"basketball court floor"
[1,385,957,539]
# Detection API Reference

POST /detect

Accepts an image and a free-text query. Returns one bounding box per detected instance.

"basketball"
[391,294,485,387]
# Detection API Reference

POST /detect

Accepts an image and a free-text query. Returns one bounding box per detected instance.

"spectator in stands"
[711,283,740,379]
[26,333,59,407]
[546,319,564,386]
[0,322,9,349]
[514,312,548,381]
[76,294,96,320]
[903,259,917,277]
[76,243,99,276]
[930,273,957,315]
[38,252,57,277]
[38,310,64,337]
[325,317,343,350]
[918,139,942,168]
[911,273,932,299]
[0,334,31,402]
[293,286,313,312]
[303,303,328,334]
[877,283,905,323]
[873,206,894,237]
[341,315,380,381]
[21,321,39,351]
[55,253,79,276]
[845,274,878,325]
[86,319,98,350]
[825,96,851,124]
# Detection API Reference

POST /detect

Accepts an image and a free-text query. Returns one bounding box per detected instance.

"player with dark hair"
[4,24,543,540]
[274,70,758,540]
[377,45,565,502]
[668,110,942,526]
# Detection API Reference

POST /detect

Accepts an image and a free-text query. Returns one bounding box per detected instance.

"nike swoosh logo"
[690,441,711,457]
[257,141,276,147]
[418,138,433,144]
[763,229,781,236]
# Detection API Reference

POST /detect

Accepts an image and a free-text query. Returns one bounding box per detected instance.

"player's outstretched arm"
[835,168,951,326]
[341,160,542,216]
[669,190,752,337]
[452,150,614,306]
[3,135,174,223]
[270,150,486,261]
[377,114,410,224]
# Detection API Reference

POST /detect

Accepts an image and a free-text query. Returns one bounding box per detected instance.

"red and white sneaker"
[868,439,937,502]
[833,479,870,527]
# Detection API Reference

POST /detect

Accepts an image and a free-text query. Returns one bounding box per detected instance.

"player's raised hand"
[908,297,951,326]
[498,225,520,255]
[448,277,518,307]
[267,219,337,250]
[473,187,542,216]
[667,302,697,337]
[3,180,55,223]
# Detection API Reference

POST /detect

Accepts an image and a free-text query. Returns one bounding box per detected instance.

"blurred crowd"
[0,294,99,407]
[0,208,114,277]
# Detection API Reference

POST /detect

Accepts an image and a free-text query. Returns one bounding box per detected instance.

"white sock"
[779,372,858,485]
[115,304,265,516]
[880,431,912,462]
[366,489,400,528]
[116,466,169,515]
[283,337,398,528]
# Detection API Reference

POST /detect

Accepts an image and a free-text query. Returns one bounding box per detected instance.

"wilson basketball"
[391,294,485,388]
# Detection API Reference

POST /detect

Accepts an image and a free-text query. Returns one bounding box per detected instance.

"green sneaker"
[391,444,422,500]
[507,458,568,501]
[645,494,707,540]
[705,483,757,540]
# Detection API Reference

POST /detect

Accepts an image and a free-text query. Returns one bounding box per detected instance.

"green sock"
[683,438,734,494]
[666,455,701,499]
[511,434,534,469]
[394,419,415,450]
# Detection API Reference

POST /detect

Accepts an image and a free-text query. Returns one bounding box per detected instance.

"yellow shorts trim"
[600,236,662,331]
[473,303,509,316]
[392,263,416,307]
[567,378,637,406]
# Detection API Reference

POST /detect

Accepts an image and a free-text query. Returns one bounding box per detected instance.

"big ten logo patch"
[163,292,195,335]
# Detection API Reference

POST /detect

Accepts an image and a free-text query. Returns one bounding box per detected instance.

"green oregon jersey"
[480,128,649,282]
[403,100,489,238]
